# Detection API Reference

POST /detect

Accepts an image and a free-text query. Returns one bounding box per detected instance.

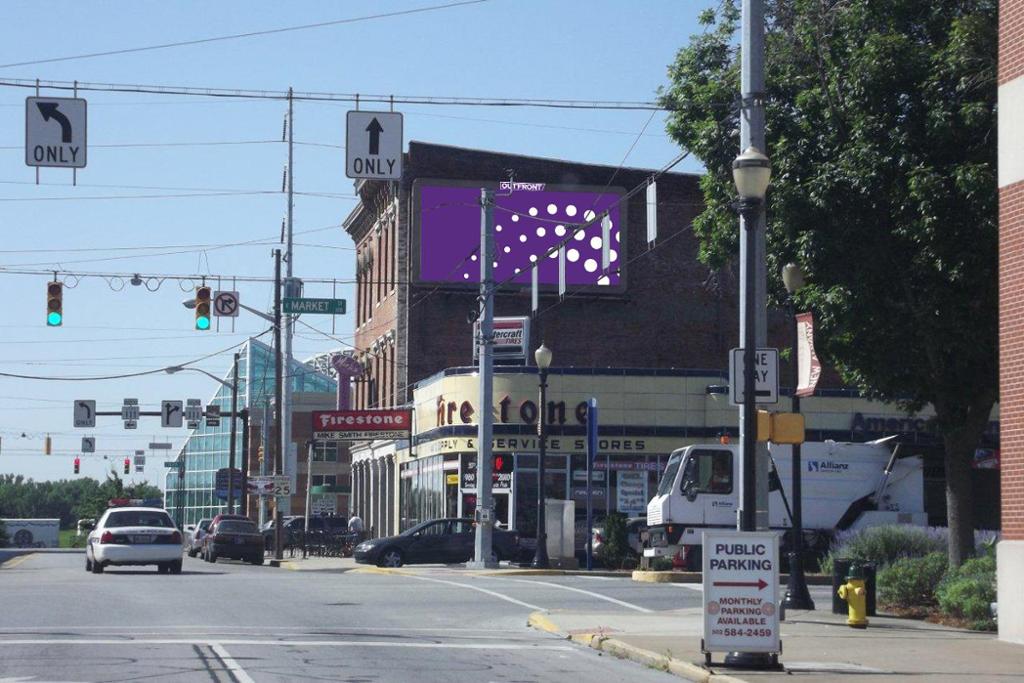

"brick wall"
[1001,0,1024,85]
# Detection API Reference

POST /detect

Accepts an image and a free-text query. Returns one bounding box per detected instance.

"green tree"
[661,0,996,567]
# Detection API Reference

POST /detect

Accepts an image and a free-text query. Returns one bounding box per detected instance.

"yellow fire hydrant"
[837,565,869,629]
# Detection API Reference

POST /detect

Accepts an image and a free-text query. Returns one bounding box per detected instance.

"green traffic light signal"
[47,311,62,326]
[195,286,211,331]
[196,315,211,330]
[46,281,63,327]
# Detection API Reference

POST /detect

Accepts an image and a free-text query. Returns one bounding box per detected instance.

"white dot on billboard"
[555,225,566,237]
[566,205,577,217]
[495,224,502,232]
[590,236,602,250]
[574,230,586,242]
[515,268,521,274]
[471,255,478,261]
[547,203,557,215]
[610,249,618,262]
[584,258,598,273]
[597,275,610,286]
[529,254,538,263]
[615,231,621,243]
[519,234,528,243]
[567,248,580,263]
[504,246,511,254]
[529,207,538,216]
[536,227,546,237]
[512,215,520,222]
[493,261,498,268]
[548,250,558,259]
[463,273,470,280]
[584,209,596,221]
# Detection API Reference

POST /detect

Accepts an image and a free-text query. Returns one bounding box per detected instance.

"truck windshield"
[657,453,683,496]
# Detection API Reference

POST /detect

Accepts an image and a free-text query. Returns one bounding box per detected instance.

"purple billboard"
[415,180,626,288]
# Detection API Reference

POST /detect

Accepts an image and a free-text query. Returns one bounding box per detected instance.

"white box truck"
[644,439,926,569]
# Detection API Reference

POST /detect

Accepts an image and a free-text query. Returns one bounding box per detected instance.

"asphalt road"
[0,552,708,682]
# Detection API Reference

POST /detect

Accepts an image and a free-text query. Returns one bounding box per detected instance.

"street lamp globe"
[535,343,553,370]
[732,146,772,201]
[782,262,805,294]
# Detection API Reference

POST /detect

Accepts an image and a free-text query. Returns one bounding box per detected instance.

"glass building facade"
[165,337,336,527]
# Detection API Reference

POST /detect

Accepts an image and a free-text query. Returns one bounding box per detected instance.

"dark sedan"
[204,519,264,565]
[354,518,520,567]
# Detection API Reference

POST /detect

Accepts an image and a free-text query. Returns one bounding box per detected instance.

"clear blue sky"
[0,0,716,488]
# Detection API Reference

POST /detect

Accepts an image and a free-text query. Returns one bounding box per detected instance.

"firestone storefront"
[369,366,979,543]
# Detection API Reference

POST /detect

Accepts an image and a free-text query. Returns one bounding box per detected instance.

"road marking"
[0,625,518,633]
[210,642,255,683]
[476,576,653,613]
[401,573,546,612]
[0,554,35,570]
[0,638,573,651]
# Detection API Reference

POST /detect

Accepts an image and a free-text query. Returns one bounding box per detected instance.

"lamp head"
[782,262,805,294]
[534,343,553,370]
[165,366,184,375]
[732,146,772,201]
[181,297,197,310]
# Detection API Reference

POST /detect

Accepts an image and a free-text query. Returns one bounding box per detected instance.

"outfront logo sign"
[313,409,412,442]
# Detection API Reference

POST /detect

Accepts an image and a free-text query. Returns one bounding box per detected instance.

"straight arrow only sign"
[346,110,402,180]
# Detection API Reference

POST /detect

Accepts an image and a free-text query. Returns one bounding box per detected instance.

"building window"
[312,475,337,487]
[313,442,338,462]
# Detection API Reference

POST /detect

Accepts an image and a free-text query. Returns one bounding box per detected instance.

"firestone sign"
[313,409,412,441]
[702,530,780,657]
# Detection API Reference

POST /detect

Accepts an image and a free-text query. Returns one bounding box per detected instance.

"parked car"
[187,518,211,558]
[354,518,520,568]
[204,518,264,565]
[85,506,183,574]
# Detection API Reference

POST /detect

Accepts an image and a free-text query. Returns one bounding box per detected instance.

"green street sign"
[164,461,183,469]
[282,297,346,315]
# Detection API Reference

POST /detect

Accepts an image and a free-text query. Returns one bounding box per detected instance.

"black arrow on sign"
[37,102,73,143]
[77,401,93,419]
[365,117,383,155]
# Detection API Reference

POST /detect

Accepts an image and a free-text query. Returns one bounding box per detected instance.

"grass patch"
[58,529,84,548]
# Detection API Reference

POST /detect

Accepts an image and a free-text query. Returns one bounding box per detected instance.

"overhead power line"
[0,0,492,69]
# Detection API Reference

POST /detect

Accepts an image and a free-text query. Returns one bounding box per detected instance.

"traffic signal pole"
[227,351,240,513]
[273,248,285,561]
[281,87,296,516]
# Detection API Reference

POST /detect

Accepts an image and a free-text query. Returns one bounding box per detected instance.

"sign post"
[585,397,598,571]
[702,530,781,668]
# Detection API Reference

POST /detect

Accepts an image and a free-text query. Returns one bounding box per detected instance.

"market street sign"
[702,530,780,657]
[26,97,87,168]
[312,408,412,441]
[282,297,346,315]
[346,110,403,180]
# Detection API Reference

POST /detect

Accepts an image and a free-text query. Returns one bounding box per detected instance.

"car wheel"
[91,559,104,574]
[169,560,182,575]
[378,548,403,568]
[85,556,92,572]
[208,550,217,564]
[157,563,168,574]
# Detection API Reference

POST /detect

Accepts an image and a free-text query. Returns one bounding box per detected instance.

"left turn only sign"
[26,97,87,168]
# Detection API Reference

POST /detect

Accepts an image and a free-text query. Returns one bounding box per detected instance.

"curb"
[527,611,748,683]
[350,566,413,576]
[482,568,628,578]
[632,570,831,586]
[0,552,35,569]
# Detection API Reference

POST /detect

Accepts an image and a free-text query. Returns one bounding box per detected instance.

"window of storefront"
[313,442,339,462]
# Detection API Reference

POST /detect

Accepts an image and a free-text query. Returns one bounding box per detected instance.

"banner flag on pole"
[795,311,822,397]
[601,214,611,271]
[531,265,539,315]
[646,181,658,245]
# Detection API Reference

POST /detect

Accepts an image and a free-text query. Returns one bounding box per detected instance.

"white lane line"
[0,625,518,633]
[476,576,653,613]
[0,638,573,650]
[210,642,255,683]
[400,573,546,612]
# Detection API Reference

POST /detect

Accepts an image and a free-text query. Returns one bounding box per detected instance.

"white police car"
[86,505,183,574]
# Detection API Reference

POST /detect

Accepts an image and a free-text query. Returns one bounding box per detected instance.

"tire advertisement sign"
[702,530,780,655]
[313,409,412,441]
[616,471,647,515]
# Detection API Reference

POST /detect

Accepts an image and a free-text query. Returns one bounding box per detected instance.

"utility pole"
[281,86,297,515]
[260,402,271,527]
[273,248,284,562]
[227,351,239,514]
[469,188,497,569]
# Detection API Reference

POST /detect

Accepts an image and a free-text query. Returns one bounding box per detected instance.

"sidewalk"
[268,553,631,577]
[528,606,1023,682]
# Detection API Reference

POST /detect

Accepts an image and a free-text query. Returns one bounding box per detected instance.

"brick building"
[343,141,744,409]
[998,0,1024,645]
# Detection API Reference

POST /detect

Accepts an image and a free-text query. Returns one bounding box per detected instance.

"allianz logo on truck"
[807,459,850,473]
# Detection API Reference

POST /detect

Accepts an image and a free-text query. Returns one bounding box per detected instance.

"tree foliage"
[661,0,997,567]
[0,473,162,529]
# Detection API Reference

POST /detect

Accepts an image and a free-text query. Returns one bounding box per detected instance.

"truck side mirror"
[682,481,698,502]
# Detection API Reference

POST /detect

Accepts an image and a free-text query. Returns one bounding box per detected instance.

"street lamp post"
[732,146,772,533]
[781,263,815,611]
[532,343,552,569]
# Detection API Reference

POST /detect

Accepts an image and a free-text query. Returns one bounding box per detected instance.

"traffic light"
[123,457,131,475]
[46,281,63,326]
[194,286,211,330]
[74,457,80,474]
[44,435,51,455]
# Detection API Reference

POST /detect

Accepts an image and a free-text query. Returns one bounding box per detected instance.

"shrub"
[825,525,948,571]
[877,552,948,609]
[937,554,996,626]
[0,520,7,548]
[650,556,674,571]
[596,513,631,569]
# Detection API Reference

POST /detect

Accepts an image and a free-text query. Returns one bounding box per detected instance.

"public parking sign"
[702,530,780,656]
[26,97,87,168]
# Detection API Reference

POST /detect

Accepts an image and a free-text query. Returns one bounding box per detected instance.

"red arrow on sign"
[712,578,768,590]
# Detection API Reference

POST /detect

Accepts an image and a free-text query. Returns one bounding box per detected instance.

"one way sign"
[729,348,779,405]
[346,110,402,180]
[26,97,87,168]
